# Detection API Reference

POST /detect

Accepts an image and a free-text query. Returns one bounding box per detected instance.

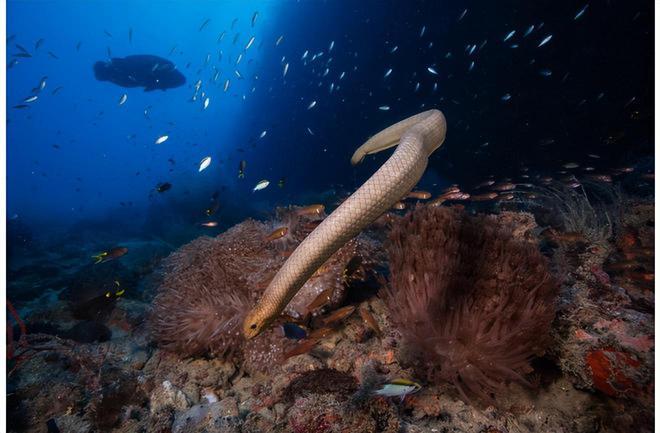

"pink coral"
[382,206,557,404]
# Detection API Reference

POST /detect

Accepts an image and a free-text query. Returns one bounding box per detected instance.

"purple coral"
[382,206,557,404]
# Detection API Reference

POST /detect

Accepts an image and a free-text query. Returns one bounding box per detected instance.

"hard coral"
[382,205,557,404]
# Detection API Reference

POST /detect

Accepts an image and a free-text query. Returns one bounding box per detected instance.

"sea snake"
[243,109,447,339]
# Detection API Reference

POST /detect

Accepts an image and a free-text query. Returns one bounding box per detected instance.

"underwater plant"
[382,206,557,404]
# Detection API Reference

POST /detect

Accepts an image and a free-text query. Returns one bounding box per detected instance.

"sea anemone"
[150,207,380,368]
[150,220,277,358]
[382,205,557,404]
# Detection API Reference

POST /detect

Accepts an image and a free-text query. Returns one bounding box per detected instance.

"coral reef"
[7,198,653,433]
[549,198,654,420]
[382,205,558,404]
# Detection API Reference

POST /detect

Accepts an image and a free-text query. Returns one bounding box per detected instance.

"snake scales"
[243,109,447,338]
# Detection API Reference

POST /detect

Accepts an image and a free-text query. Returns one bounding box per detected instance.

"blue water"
[7,0,653,240]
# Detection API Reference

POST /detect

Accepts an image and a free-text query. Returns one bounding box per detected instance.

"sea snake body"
[243,109,447,339]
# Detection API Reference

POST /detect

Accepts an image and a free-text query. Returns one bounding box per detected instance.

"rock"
[150,380,191,415]
[217,397,239,418]
[172,398,243,433]
[129,349,149,370]
[64,320,111,343]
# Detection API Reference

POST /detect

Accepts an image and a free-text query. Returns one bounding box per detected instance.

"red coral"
[382,206,557,404]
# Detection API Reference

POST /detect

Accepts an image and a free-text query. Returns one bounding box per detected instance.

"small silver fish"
[253,179,269,192]
[245,36,255,50]
[538,35,553,47]
[375,379,421,401]
[574,4,589,20]
[503,30,516,42]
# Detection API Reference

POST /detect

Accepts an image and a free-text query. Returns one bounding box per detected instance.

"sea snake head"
[243,308,271,340]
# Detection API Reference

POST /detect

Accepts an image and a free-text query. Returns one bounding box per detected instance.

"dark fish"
[12,52,31,58]
[92,246,128,264]
[15,43,29,53]
[169,45,177,55]
[278,177,286,188]
[13,104,29,109]
[199,18,211,31]
[76,41,82,51]
[282,322,307,340]
[7,34,15,43]
[104,29,113,38]
[156,182,172,192]
[128,27,133,44]
[8,59,19,68]
[48,51,59,59]
[238,160,246,178]
[231,18,238,30]
[94,55,186,91]
[35,38,44,50]
[51,86,63,95]
[106,46,112,58]
[251,11,259,27]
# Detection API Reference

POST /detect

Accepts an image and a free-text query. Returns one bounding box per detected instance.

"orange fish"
[199,221,219,227]
[406,191,431,200]
[359,306,382,337]
[296,204,325,216]
[586,174,612,183]
[628,272,654,282]
[470,192,498,201]
[392,201,406,210]
[265,226,288,241]
[306,287,335,312]
[605,260,640,272]
[322,305,356,327]
[283,338,320,360]
[492,182,516,191]
[475,180,495,189]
